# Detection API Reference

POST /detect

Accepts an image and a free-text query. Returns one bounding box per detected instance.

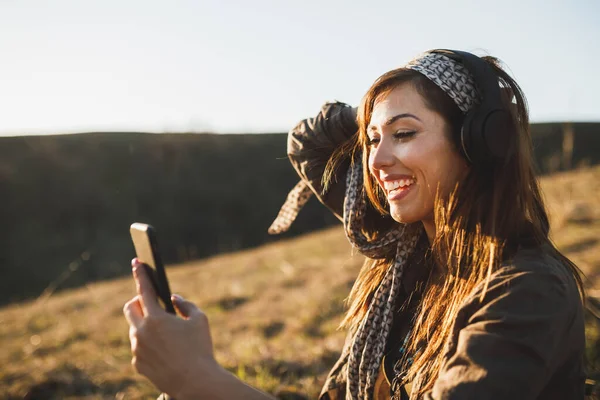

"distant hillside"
[1,122,598,305]
[530,122,600,171]
[0,132,339,305]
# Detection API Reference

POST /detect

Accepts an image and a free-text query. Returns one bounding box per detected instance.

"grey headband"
[405,52,480,114]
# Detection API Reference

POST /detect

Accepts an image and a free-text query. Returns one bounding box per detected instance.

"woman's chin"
[389,208,421,225]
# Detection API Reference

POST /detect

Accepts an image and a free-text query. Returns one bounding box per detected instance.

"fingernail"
[172,294,183,302]
[131,258,139,268]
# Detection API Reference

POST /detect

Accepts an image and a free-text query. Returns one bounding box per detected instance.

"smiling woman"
[273,49,586,399]
[123,49,586,400]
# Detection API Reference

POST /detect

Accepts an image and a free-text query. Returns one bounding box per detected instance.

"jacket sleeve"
[421,261,585,400]
[288,101,358,220]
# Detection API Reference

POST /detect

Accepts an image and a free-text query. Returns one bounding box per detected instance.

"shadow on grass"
[227,349,341,380]
[563,238,599,254]
[262,321,286,338]
[219,352,341,399]
[31,332,89,357]
[304,279,354,338]
[21,364,136,400]
[212,295,250,311]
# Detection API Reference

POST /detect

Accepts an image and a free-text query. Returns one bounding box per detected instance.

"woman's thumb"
[171,294,198,319]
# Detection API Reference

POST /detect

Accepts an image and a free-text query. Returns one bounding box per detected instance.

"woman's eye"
[393,130,416,140]
[367,131,415,146]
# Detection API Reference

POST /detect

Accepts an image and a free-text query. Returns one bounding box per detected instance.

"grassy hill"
[1,165,600,399]
[1,121,599,306]
[0,132,340,306]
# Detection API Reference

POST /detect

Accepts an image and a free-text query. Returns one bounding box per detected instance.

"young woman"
[123,49,586,399]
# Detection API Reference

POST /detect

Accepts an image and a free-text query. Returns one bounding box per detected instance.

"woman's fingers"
[123,295,144,328]
[172,294,203,320]
[123,285,218,397]
[132,262,162,316]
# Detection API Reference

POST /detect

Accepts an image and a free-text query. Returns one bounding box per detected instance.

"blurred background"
[1,0,600,398]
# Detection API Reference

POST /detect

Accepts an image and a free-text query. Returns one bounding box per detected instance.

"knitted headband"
[405,51,480,114]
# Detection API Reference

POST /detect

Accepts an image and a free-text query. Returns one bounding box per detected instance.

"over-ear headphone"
[430,49,515,165]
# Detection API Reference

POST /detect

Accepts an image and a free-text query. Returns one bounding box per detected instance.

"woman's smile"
[380,175,417,201]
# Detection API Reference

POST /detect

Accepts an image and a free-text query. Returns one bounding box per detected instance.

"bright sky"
[1,0,598,136]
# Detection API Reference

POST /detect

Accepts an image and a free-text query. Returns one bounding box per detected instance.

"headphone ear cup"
[482,109,516,161]
[459,111,476,163]
[460,108,515,164]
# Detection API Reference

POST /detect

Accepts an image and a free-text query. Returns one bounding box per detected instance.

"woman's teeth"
[384,178,415,193]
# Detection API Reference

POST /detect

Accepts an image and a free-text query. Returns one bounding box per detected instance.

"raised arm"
[287,101,358,220]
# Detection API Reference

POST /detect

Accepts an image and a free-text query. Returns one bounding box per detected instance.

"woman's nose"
[369,141,395,171]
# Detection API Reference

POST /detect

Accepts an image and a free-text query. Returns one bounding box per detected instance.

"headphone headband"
[415,49,515,164]
[429,49,504,114]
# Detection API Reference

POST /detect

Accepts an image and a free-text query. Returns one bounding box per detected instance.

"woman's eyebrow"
[368,113,421,131]
[384,113,421,126]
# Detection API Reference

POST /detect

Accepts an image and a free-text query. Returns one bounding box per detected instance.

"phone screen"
[130,223,175,314]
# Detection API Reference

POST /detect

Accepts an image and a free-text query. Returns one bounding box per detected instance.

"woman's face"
[367,82,469,231]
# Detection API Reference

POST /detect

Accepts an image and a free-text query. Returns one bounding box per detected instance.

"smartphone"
[130,223,176,314]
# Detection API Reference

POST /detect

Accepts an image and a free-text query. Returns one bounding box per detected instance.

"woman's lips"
[381,176,416,201]
[387,183,415,201]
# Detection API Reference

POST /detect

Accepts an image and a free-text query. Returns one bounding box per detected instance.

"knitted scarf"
[339,157,422,399]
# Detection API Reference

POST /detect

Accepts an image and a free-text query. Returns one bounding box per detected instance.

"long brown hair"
[327,56,585,395]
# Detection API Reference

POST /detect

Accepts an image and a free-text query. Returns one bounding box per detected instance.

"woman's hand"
[123,259,219,399]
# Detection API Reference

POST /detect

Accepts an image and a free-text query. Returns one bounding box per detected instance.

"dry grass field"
[2,165,600,399]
